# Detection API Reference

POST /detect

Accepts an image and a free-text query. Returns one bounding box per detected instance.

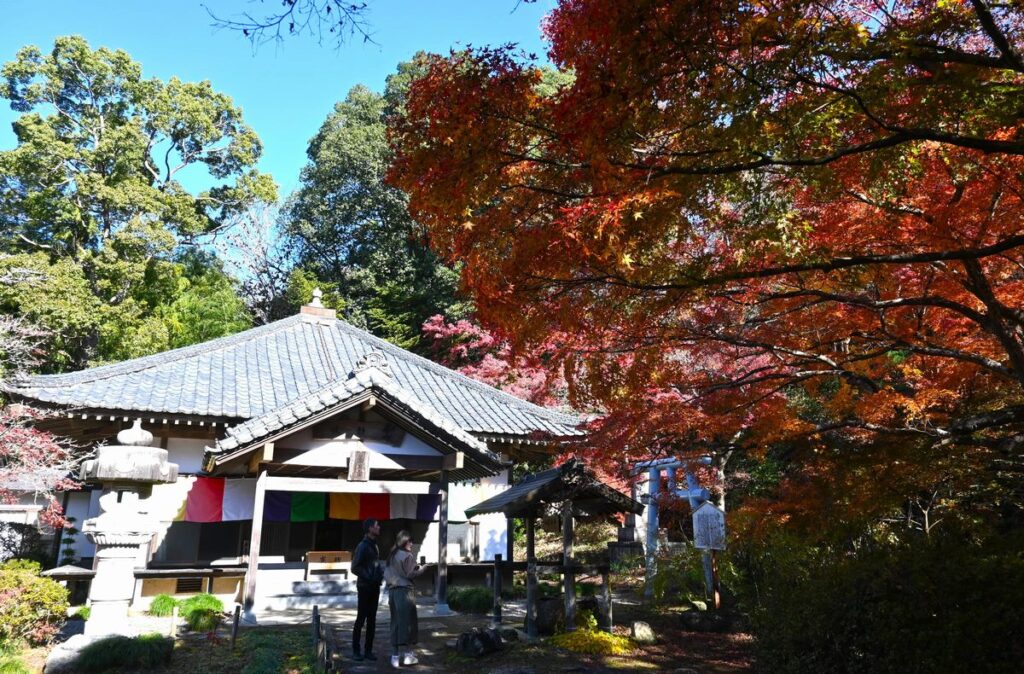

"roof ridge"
[16,315,305,387]
[328,318,582,429]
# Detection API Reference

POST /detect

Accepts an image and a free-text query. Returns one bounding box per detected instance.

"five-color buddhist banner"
[180,477,441,523]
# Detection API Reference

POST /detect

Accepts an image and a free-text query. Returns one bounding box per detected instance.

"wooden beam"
[243,470,268,612]
[263,476,434,494]
[247,442,274,474]
[441,451,464,470]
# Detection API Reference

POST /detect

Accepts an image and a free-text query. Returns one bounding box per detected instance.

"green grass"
[0,645,30,674]
[73,633,173,672]
[70,606,90,621]
[167,627,318,674]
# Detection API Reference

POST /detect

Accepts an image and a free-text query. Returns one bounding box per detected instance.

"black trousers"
[353,584,380,654]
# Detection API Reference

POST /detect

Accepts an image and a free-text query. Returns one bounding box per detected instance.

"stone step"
[261,593,361,610]
[290,580,358,595]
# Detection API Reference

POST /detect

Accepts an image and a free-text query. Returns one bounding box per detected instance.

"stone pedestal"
[84,531,151,636]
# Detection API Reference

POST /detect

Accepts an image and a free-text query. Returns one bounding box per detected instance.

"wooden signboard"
[692,502,726,550]
[348,449,370,482]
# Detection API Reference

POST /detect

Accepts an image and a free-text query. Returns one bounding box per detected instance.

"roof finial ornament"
[310,288,324,307]
[353,351,393,378]
[116,418,153,447]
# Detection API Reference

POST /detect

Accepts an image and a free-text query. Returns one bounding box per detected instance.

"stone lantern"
[80,419,178,636]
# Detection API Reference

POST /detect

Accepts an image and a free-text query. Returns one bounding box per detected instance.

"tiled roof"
[464,458,643,518]
[210,362,504,479]
[6,313,582,439]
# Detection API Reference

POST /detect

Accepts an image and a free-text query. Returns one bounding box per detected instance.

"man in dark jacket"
[351,517,383,661]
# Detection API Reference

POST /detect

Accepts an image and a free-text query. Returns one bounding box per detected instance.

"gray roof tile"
[7,314,581,439]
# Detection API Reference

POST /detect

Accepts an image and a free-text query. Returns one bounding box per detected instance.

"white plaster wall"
[166,438,207,474]
[278,427,439,469]
[59,490,99,563]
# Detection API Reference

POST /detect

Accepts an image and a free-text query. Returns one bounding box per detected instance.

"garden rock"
[499,627,520,642]
[679,609,730,633]
[455,627,505,658]
[532,597,563,636]
[631,621,657,644]
[44,634,104,673]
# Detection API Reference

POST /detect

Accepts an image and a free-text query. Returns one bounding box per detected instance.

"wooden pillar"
[243,470,268,614]
[491,554,503,628]
[601,567,613,633]
[435,470,450,614]
[562,500,576,632]
[525,513,538,639]
[506,515,515,563]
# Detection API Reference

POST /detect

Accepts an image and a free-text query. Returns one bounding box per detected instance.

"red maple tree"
[391,1,1024,525]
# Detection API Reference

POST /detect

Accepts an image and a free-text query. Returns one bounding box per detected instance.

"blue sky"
[0,0,556,196]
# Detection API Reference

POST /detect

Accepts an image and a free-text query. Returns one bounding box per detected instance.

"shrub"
[0,560,40,574]
[0,644,29,674]
[70,606,90,621]
[447,586,493,613]
[0,524,50,567]
[72,633,173,672]
[186,608,221,632]
[747,530,1024,673]
[650,545,710,603]
[179,592,223,618]
[148,593,178,617]
[548,628,634,656]
[0,565,68,644]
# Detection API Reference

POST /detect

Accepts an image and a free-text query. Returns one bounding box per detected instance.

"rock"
[688,599,708,612]
[631,620,657,644]
[44,634,105,673]
[499,627,520,642]
[531,597,564,636]
[455,627,505,658]
[679,609,730,633]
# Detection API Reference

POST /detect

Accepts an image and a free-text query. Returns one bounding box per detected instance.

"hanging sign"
[348,449,370,481]
[692,502,726,550]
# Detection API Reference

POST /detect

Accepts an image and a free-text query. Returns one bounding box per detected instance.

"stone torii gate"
[633,456,718,601]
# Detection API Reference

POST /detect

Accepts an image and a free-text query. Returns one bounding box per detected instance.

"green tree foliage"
[0,36,269,370]
[284,57,466,350]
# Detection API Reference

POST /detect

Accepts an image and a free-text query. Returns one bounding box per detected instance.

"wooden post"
[243,470,268,613]
[312,605,320,648]
[491,554,503,628]
[230,605,240,649]
[562,500,576,633]
[506,515,515,563]
[525,514,538,639]
[601,568,613,633]
[711,550,722,610]
[435,471,450,614]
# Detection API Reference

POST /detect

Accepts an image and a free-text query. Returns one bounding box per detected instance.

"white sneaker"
[391,654,401,668]
[402,651,419,666]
